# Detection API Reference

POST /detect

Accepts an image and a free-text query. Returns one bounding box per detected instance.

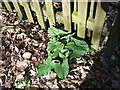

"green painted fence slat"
[30,0,45,29]
[62,0,71,33]
[12,0,23,20]
[3,0,12,12]
[77,1,88,38]
[45,0,55,26]
[19,1,34,22]
[92,2,107,50]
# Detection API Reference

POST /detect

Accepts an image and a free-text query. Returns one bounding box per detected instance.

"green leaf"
[48,27,67,38]
[61,49,68,53]
[47,41,61,51]
[65,42,78,50]
[37,54,54,77]
[60,33,75,43]
[65,51,70,58]
[70,50,86,60]
[61,33,75,40]
[52,44,64,58]
[54,58,69,79]
[59,52,65,58]
[37,63,52,77]
[71,37,89,51]
[65,42,88,60]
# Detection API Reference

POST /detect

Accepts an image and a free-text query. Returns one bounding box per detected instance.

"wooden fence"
[1,0,109,50]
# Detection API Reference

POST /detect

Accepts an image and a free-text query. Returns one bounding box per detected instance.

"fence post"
[12,0,23,20]
[87,0,95,37]
[3,0,12,12]
[19,0,34,22]
[45,0,55,27]
[30,0,46,29]
[77,0,88,38]
[62,0,71,33]
[92,2,107,50]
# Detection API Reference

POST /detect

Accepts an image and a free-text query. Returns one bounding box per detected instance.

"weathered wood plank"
[89,0,95,18]
[45,0,55,26]
[74,0,77,11]
[87,18,94,30]
[62,0,71,33]
[19,1,34,22]
[74,0,77,30]
[92,2,107,50]
[77,1,88,38]
[0,3,2,9]
[30,0,45,29]
[87,0,95,37]
[12,0,23,20]
[3,0,12,12]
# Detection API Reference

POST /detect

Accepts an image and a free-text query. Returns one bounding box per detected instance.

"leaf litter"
[0,10,94,89]
[0,2,120,89]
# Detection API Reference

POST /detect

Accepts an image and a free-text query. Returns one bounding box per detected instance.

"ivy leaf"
[48,27,67,38]
[54,58,69,79]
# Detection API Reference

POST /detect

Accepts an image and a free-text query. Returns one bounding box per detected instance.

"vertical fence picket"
[31,0,45,29]
[92,2,107,50]
[45,0,55,27]
[73,0,77,30]
[19,1,34,22]
[87,0,95,37]
[3,0,12,12]
[74,0,77,11]
[62,0,71,33]
[77,0,88,38]
[12,0,23,20]
[0,3,2,9]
